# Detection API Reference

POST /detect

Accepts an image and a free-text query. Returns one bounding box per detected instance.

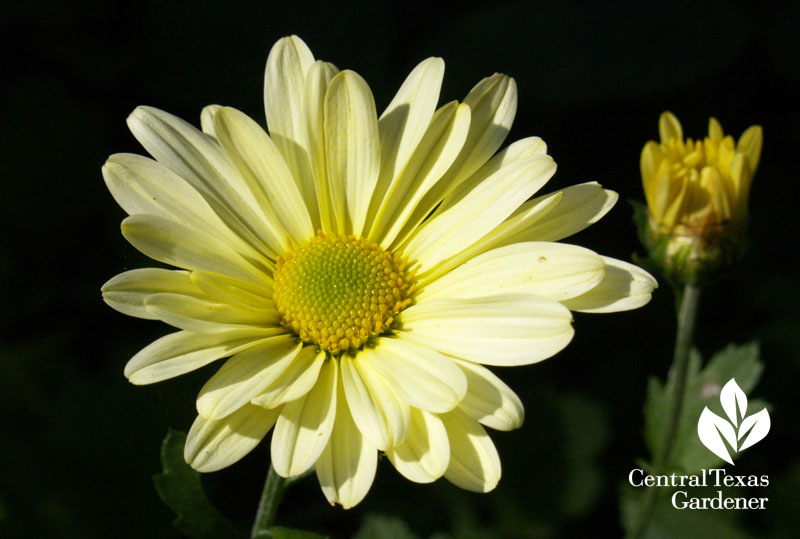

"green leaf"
[644,342,768,473]
[265,526,328,539]
[152,429,242,539]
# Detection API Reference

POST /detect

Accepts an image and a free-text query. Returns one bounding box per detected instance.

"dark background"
[2,1,799,537]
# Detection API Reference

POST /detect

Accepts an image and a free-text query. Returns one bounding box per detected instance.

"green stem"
[627,284,701,539]
[250,463,289,538]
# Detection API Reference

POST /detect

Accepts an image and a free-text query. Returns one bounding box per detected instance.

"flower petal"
[251,347,326,408]
[189,271,273,310]
[700,165,731,221]
[400,294,574,366]
[304,60,340,233]
[365,338,466,414]
[736,124,763,173]
[730,152,752,219]
[103,153,214,227]
[415,190,563,284]
[434,136,548,215]
[640,141,665,188]
[561,256,657,313]
[270,358,337,477]
[453,359,524,431]
[127,106,282,257]
[708,117,723,141]
[371,102,471,248]
[503,182,618,242]
[103,153,263,260]
[185,403,279,473]
[264,35,319,227]
[386,408,449,483]
[416,242,605,303]
[124,329,281,385]
[441,409,501,493]
[437,74,517,196]
[380,74,517,240]
[102,268,196,320]
[213,106,313,246]
[659,111,683,143]
[196,336,302,419]
[144,293,278,333]
[341,354,410,450]
[378,57,444,188]
[366,58,444,229]
[121,214,271,285]
[405,154,556,272]
[200,104,222,137]
[316,377,378,509]
[324,70,380,236]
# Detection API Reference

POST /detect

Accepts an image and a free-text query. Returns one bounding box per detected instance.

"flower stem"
[627,283,701,539]
[250,463,289,538]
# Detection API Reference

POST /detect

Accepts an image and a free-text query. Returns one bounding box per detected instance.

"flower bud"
[638,112,762,284]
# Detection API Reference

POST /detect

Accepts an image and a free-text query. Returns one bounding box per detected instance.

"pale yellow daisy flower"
[102,35,656,509]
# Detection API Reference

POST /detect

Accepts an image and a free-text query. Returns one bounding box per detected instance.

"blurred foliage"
[353,514,421,539]
[644,343,767,473]
[623,342,770,537]
[153,430,327,539]
[619,484,753,539]
[764,461,800,539]
[1,0,799,537]
[153,430,240,538]
[266,527,328,539]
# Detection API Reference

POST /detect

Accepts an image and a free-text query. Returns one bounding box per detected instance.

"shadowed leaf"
[152,429,242,539]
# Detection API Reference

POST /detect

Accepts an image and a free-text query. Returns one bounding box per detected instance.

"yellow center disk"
[273,232,414,354]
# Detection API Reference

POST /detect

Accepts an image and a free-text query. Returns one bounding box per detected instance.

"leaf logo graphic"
[696,379,770,465]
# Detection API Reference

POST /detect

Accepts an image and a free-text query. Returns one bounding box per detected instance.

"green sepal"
[644,342,767,473]
[631,199,748,287]
[152,429,242,539]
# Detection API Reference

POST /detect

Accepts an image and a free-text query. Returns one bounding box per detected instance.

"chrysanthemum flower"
[103,35,656,508]
[640,111,762,283]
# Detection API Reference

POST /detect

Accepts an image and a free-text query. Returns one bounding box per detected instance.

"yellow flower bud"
[639,112,762,284]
